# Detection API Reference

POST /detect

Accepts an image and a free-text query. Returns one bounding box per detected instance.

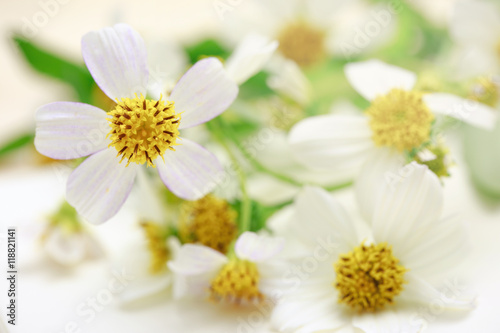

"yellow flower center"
[277,20,326,67]
[367,89,434,152]
[469,77,500,108]
[209,259,264,305]
[179,195,238,254]
[107,95,181,167]
[140,221,170,274]
[334,242,407,313]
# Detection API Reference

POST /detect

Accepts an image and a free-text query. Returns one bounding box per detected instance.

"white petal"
[294,186,358,254]
[225,33,278,85]
[35,102,109,159]
[155,138,223,200]
[355,149,406,222]
[288,114,374,171]
[66,148,138,224]
[345,59,417,101]
[371,162,443,256]
[81,23,149,100]
[234,232,285,262]
[400,215,468,282]
[267,56,311,105]
[352,310,423,333]
[167,244,227,276]
[424,93,498,130]
[451,0,500,47]
[170,58,238,129]
[400,273,476,310]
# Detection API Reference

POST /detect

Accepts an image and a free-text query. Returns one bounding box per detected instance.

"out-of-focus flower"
[41,201,102,266]
[34,23,239,224]
[288,59,497,176]
[222,0,394,67]
[271,164,473,333]
[450,0,500,79]
[168,232,285,305]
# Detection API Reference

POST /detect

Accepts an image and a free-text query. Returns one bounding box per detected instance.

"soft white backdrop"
[1,0,500,332]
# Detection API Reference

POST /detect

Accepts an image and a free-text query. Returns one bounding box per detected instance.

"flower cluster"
[26,1,500,331]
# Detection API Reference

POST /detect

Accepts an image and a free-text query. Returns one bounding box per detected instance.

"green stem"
[207,120,252,234]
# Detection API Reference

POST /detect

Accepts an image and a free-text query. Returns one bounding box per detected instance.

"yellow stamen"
[209,259,264,305]
[277,20,326,67]
[179,195,237,254]
[334,242,407,313]
[469,77,499,108]
[140,221,170,274]
[367,89,434,152]
[107,95,181,167]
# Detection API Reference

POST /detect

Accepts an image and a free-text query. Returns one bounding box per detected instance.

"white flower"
[449,0,500,78]
[168,231,285,305]
[288,59,498,174]
[221,0,394,67]
[34,24,239,224]
[42,226,102,266]
[271,163,474,333]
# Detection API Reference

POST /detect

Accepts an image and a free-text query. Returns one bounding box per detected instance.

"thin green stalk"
[207,120,252,234]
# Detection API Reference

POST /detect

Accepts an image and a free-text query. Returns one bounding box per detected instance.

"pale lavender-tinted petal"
[170,58,238,129]
[155,138,223,200]
[234,232,285,262]
[66,148,138,224]
[82,23,149,100]
[424,92,498,130]
[35,102,109,159]
[168,244,227,276]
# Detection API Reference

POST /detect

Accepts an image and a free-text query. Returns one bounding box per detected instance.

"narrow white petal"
[155,138,223,200]
[170,58,238,129]
[371,162,443,256]
[288,114,374,171]
[225,34,278,85]
[424,93,498,130]
[82,23,149,100]
[234,232,285,262]
[352,309,424,333]
[294,186,358,254]
[66,148,138,224]
[167,244,227,276]
[267,56,311,105]
[35,102,109,159]
[345,59,417,101]
[400,273,476,310]
[355,149,406,222]
[401,215,468,282]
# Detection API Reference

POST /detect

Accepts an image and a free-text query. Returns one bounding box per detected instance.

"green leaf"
[13,35,95,103]
[184,39,229,64]
[0,132,34,159]
[238,71,274,99]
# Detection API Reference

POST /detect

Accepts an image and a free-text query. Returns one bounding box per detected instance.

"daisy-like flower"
[222,0,394,68]
[288,59,498,175]
[168,231,285,305]
[41,201,102,266]
[34,24,239,224]
[271,163,473,333]
[449,0,500,79]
